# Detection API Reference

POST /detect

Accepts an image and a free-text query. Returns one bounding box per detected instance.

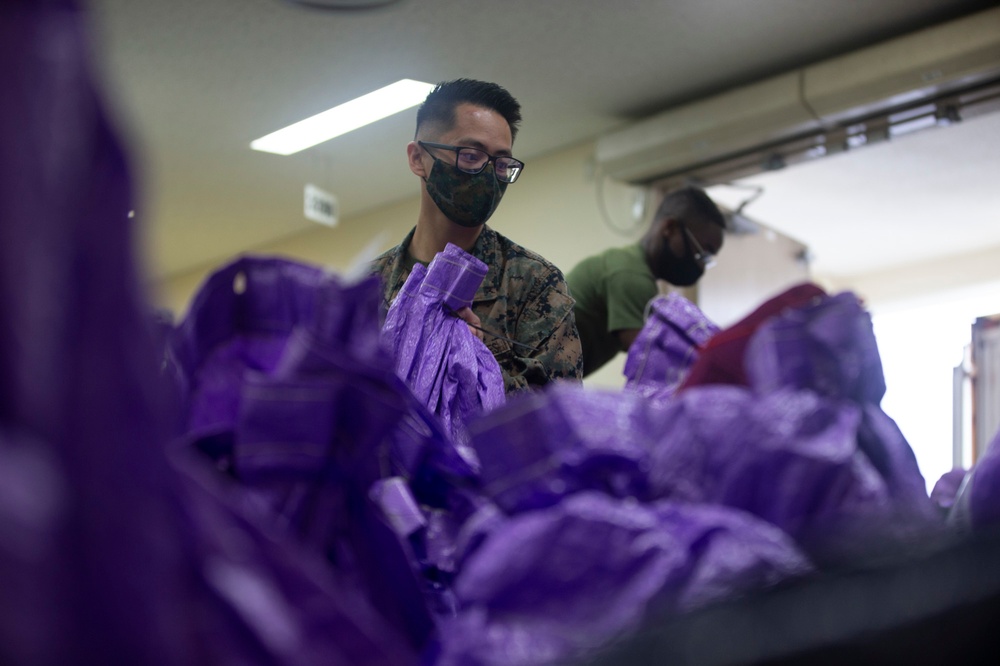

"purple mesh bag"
[468,381,902,559]
[624,292,720,401]
[467,384,654,515]
[172,253,478,486]
[173,454,423,666]
[172,256,479,650]
[430,290,947,663]
[382,243,506,443]
[467,292,939,562]
[170,257,328,442]
[743,291,887,404]
[436,492,810,666]
[743,291,939,541]
[644,386,906,558]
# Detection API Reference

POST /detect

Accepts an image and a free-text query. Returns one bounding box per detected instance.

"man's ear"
[407,141,428,178]
[659,216,687,257]
[658,216,678,238]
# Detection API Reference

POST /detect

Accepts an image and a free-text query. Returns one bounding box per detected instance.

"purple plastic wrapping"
[469,380,930,562]
[0,2,189,660]
[171,256,471,650]
[855,404,942,536]
[744,291,887,404]
[174,456,424,666]
[437,492,810,666]
[171,257,327,441]
[965,427,1000,530]
[467,385,653,515]
[382,243,506,443]
[171,254,478,488]
[743,291,939,544]
[462,288,938,555]
[645,387,935,559]
[624,292,719,401]
[931,467,967,513]
[0,2,424,662]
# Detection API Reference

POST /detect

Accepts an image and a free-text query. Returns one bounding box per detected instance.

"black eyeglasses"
[681,224,718,269]
[418,141,525,183]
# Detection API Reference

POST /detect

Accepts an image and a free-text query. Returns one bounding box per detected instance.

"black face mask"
[657,231,705,286]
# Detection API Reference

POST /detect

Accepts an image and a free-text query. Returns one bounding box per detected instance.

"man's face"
[652,217,724,285]
[409,103,515,227]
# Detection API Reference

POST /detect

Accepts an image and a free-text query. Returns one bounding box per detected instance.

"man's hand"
[455,306,485,341]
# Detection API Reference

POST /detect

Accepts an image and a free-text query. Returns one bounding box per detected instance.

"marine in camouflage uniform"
[372,225,583,393]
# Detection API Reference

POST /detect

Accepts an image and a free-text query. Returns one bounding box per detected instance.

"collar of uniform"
[390,224,501,302]
[377,227,416,308]
[468,225,501,301]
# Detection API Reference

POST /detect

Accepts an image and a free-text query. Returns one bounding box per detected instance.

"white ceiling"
[708,108,1000,280]
[86,0,1000,281]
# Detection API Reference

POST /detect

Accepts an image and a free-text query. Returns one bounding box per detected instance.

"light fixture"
[251,78,435,155]
[281,0,402,8]
[762,153,786,171]
[934,103,962,126]
[865,118,891,144]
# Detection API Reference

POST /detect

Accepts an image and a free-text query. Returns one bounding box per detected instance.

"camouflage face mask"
[424,157,508,228]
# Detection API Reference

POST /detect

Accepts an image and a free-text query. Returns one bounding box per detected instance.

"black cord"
[595,166,648,237]
[279,0,404,11]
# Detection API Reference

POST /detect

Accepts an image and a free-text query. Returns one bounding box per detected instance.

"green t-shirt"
[565,243,657,376]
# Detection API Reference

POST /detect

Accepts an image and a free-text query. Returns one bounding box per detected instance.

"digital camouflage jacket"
[371,225,583,393]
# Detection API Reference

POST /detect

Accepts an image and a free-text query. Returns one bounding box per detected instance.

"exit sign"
[304,183,338,227]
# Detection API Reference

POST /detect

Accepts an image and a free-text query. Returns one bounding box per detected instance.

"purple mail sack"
[624,292,719,401]
[382,242,505,443]
[171,255,500,650]
[435,493,810,666]
[742,291,939,547]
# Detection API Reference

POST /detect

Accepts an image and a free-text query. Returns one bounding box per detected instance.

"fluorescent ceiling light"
[251,78,435,156]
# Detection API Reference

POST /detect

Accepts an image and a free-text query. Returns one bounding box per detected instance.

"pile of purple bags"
[1,2,978,665]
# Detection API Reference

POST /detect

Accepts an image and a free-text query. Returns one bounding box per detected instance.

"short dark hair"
[415,78,522,142]
[654,186,726,229]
